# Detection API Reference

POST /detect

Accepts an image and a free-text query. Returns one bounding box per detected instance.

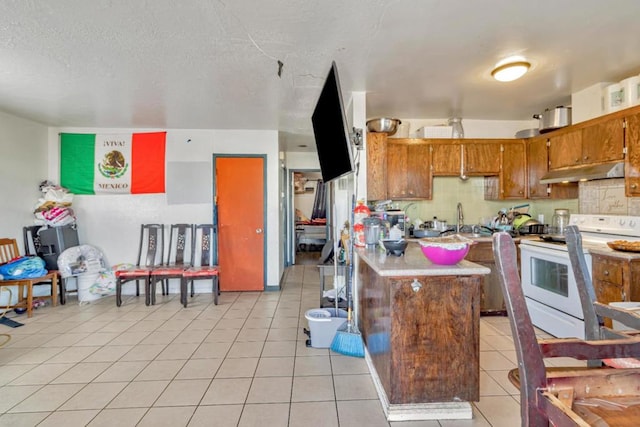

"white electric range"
[519,214,640,339]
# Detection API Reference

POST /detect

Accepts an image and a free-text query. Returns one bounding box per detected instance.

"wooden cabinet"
[366,132,388,201]
[591,253,640,328]
[386,139,432,199]
[431,141,460,175]
[500,141,527,199]
[484,141,528,200]
[625,112,640,196]
[549,117,624,170]
[463,141,500,175]
[527,137,579,199]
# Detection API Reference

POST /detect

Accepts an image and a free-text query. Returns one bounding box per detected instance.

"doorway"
[214,155,266,291]
[288,169,328,265]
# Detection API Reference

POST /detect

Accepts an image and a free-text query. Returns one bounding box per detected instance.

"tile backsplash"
[579,178,640,215]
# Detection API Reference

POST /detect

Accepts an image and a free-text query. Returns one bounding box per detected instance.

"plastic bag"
[0,256,47,279]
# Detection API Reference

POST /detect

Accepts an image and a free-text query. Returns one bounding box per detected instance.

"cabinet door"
[549,130,582,169]
[626,113,640,196]
[500,141,527,199]
[464,141,500,175]
[387,141,408,198]
[366,133,387,200]
[406,143,432,199]
[581,117,624,164]
[387,140,431,199]
[431,142,460,175]
[592,254,625,328]
[527,137,549,199]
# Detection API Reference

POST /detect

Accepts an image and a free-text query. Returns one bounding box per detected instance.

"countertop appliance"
[519,214,640,339]
[369,210,406,237]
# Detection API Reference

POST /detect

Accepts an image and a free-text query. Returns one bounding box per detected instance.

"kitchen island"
[356,244,490,421]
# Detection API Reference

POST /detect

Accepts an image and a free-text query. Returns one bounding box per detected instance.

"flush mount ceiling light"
[491,59,531,82]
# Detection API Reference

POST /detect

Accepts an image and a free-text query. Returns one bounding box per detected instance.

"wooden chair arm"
[540,338,640,360]
[594,302,640,330]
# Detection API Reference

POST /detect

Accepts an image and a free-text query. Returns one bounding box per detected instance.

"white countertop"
[356,243,491,277]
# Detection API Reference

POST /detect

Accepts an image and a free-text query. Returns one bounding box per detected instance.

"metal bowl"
[366,118,402,135]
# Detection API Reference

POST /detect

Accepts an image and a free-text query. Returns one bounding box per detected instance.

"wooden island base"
[365,350,473,421]
[356,246,489,421]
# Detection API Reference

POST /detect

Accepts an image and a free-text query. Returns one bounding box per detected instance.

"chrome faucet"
[456,202,464,233]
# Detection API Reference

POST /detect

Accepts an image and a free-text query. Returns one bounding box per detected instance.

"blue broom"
[330,195,365,358]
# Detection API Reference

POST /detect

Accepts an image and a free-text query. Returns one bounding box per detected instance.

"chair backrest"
[136,224,164,268]
[492,232,548,426]
[191,224,216,267]
[0,238,20,265]
[166,224,193,266]
[565,225,603,341]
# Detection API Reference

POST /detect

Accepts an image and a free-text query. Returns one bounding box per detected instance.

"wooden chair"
[181,224,219,307]
[0,238,58,318]
[149,223,192,304]
[492,231,640,426]
[115,224,164,307]
[565,225,640,369]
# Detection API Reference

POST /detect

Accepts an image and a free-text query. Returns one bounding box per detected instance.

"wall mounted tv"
[311,61,355,183]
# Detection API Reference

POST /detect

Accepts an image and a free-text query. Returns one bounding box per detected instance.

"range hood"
[539,162,625,184]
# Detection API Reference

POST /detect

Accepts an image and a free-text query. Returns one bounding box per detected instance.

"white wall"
[0,111,49,241]
[47,127,282,291]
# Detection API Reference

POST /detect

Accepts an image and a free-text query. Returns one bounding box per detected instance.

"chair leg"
[116,278,122,307]
[213,276,218,305]
[135,281,140,297]
[181,277,188,308]
[145,278,152,306]
[60,277,67,305]
[26,283,34,318]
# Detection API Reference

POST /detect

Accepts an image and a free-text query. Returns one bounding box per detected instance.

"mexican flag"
[60,132,166,195]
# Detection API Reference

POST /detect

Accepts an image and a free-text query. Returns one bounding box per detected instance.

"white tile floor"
[0,260,570,426]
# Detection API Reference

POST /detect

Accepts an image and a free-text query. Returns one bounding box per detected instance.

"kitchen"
[4,2,640,425]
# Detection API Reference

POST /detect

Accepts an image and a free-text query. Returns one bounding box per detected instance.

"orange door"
[215,156,265,291]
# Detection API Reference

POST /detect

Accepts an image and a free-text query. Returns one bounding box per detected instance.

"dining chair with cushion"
[0,237,58,318]
[181,224,219,307]
[149,223,192,304]
[115,224,164,307]
[493,231,640,426]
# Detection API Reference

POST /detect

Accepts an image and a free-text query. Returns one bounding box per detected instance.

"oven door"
[519,243,589,320]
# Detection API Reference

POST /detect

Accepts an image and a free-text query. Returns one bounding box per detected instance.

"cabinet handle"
[622,290,627,301]
[574,158,580,163]
[583,156,589,161]
[632,184,638,190]
[411,279,422,292]
[604,270,609,276]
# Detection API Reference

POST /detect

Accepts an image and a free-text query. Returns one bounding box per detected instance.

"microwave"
[369,211,406,233]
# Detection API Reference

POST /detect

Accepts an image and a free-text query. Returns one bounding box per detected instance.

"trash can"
[304,308,348,348]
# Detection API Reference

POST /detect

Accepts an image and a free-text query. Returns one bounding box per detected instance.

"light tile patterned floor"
[0,258,543,426]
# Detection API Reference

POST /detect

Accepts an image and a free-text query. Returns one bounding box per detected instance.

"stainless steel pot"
[366,118,402,135]
[533,106,572,133]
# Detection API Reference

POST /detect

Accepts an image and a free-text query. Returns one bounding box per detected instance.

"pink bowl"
[420,244,470,265]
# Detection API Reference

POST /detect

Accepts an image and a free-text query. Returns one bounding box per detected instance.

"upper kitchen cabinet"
[386,139,432,200]
[430,140,500,177]
[431,140,460,176]
[548,116,624,170]
[527,136,579,199]
[366,132,388,201]
[484,141,527,200]
[625,112,640,196]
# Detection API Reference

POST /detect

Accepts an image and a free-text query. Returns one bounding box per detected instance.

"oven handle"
[520,244,570,258]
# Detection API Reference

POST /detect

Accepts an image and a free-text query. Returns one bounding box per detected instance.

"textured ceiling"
[2,0,640,152]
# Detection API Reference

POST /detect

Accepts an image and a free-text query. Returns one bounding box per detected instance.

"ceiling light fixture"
[491,60,531,82]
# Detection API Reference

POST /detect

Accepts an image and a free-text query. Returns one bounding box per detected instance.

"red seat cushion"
[115,268,151,278]
[152,267,186,276]
[183,266,219,277]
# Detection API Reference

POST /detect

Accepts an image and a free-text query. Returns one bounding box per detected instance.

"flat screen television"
[311,61,354,183]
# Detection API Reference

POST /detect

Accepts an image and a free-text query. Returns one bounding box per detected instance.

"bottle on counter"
[353,200,371,247]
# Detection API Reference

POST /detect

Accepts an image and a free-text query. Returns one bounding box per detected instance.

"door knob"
[256,228,263,234]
